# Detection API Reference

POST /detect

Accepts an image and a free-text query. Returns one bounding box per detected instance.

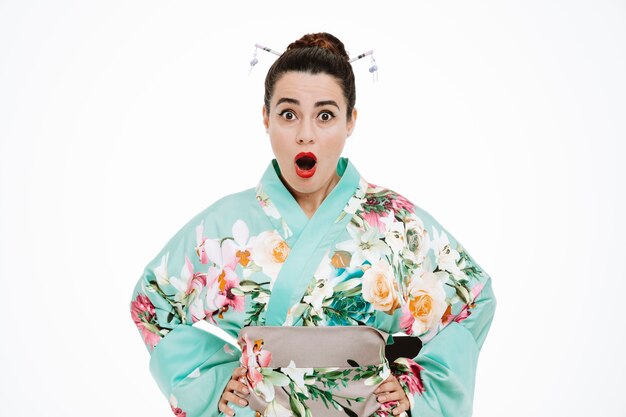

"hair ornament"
[248,42,379,81]
[349,49,378,82]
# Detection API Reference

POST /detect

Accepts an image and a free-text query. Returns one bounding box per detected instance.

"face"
[262,71,357,196]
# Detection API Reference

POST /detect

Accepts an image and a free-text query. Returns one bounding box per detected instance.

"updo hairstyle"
[263,32,356,122]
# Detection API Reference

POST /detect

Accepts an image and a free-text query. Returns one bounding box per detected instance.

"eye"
[318,111,335,122]
[279,110,296,120]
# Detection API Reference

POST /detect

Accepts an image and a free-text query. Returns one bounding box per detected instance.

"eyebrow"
[275,97,340,110]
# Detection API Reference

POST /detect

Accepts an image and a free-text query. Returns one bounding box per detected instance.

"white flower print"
[263,399,292,417]
[313,252,333,281]
[303,279,334,317]
[280,360,313,394]
[361,259,401,314]
[335,224,391,268]
[407,258,449,337]
[255,378,276,403]
[169,257,203,303]
[189,295,205,323]
[154,254,171,286]
[256,184,293,239]
[204,266,229,312]
[230,219,256,271]
[431,228,465,278]
[249,230,290,285]
[403,217,430,265]
[380,214,406,255]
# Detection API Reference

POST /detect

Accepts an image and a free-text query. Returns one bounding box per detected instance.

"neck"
[283,173,341,219]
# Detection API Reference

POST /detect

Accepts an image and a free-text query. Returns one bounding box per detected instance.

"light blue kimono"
[130,157,496,417]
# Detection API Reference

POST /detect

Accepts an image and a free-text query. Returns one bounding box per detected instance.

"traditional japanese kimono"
[130,157,496,417]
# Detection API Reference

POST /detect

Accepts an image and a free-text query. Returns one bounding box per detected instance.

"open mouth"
[294,152,317,178]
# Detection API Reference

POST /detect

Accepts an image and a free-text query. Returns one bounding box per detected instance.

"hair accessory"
[249,43,282,75]
[248,43,379,81]
[349,49,378,82]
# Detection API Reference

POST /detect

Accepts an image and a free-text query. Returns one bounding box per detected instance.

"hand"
[375,374,411,416]
[218,366,250,416]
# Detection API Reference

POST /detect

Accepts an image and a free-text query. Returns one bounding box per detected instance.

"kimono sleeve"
[391,220,497,417]
[129,220,241,417]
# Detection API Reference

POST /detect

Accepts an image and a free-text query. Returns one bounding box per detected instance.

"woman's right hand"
[218,366,250,416]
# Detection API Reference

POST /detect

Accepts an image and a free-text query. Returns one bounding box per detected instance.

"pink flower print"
[441,303,454,326]
[196,222,239,270]
[224,343,235,355]
[399,304,415,336]
[362,211,387,232]
[471,283,484,301]
[171,256,207,300]
[199,266,229,323]
[453,305,471,324]
[130,294,161,350]
[240,334,272,389]
[223,274,245,313]
[194,221,249,320]
[195,223,210,265]
[203,264,244,320]
[170,405,187,417]
[390,193,414,214]
[392,357,425,396]
[447,282,484,325]
[398,365,424,396]
[361,185,415,232]
[375,399,399,416]
[359,183,387,231]
[207,236,238,271]
[189,296,207,324]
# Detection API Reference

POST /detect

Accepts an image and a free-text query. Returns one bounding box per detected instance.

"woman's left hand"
[375,374,410,416]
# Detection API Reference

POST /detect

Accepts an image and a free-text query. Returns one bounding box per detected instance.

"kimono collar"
[256,157,361,240]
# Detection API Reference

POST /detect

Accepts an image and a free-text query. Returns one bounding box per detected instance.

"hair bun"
[286,32,349,62]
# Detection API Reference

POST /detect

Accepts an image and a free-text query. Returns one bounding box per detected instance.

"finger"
[232,366,247,380]
[378,392,406,409]
[224,391,249,407]
[393,404,410,416]
[375,381,397,394]
[218,400,235,417]
[393,398,411,415]
[400,399,411,411]
[377,390,405,403]
[390,391,407,401]
[377,383,406,402]
[226,378,250,397]
[226,379,248,392]
[237,380,250,396]
[392,407,407,416]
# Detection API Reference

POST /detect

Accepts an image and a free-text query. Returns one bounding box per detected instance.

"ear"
[347,108,358,136]
[262,105,269,131]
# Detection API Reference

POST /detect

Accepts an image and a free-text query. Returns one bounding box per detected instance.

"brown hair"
[263,32,356,122]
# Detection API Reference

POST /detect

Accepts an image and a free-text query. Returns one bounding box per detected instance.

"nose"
[297,136,313,144]
[296,119,315,144]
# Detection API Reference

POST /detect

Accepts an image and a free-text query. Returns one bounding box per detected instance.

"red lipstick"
[294,152,317,178]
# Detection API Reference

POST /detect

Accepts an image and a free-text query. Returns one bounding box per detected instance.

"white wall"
[1,1,624,416]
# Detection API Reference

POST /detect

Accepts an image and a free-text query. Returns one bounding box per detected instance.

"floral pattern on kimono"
[238,331,391,417]
[130,157,496,417]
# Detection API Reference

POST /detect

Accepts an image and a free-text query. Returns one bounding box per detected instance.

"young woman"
[130,32,496,417]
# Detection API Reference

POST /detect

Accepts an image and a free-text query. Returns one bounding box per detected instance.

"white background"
[1,1,624,416]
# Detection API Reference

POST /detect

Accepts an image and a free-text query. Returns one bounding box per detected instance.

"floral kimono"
[130,157,496,417]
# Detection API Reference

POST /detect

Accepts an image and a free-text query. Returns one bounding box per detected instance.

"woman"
[130,32,496,417]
